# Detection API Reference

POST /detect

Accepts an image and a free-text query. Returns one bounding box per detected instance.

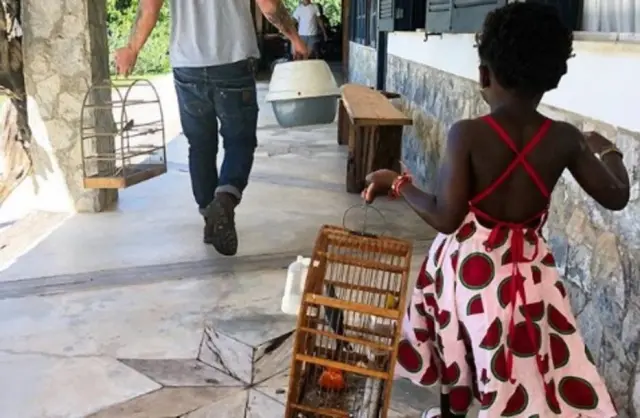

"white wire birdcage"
[80,78,166,189]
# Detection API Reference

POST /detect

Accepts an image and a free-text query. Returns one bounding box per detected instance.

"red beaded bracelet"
[389,173,412,199]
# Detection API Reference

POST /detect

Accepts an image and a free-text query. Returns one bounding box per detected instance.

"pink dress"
[394,116,618,417]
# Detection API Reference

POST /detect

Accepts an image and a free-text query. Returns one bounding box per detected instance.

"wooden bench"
[337,84,413,193]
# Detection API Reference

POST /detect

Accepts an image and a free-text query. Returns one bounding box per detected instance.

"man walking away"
[113,0,309,256]
[293,0,328,58]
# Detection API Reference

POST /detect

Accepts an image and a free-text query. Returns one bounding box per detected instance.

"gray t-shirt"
[168,0,260,68]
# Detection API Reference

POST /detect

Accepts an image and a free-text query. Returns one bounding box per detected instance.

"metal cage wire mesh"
[80,78,167,189]
[286,224,413,418]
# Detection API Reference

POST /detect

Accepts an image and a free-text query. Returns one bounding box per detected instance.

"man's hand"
[291,39,309,60]
[114,45,139,76]
[114,0,163,76]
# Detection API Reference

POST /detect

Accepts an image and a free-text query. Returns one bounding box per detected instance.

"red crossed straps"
[469,115,553,388]
[470,115,552,208]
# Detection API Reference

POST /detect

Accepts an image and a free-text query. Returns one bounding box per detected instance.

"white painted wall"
[388,31,640,133]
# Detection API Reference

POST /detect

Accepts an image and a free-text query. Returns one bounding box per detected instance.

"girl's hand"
[362,169,399,203]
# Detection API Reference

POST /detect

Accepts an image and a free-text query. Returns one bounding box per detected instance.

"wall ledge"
[384,31,640,132]
[394,30,640,45]
[574,31,640,44]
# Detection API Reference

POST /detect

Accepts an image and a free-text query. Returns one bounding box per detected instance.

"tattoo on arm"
[126,0,163,53]
[264,2,296,37]
[128,3,143,43]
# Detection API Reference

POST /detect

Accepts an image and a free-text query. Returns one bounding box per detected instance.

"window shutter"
[354,0,368,43]
[370,0,379,46]
[378,0,395,31]
[451,0,506,33]
[425,0,453,33]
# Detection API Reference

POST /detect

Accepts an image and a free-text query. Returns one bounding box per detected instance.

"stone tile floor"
[80,283,441,418]
[0,266,442,417]
[0,73,470,417]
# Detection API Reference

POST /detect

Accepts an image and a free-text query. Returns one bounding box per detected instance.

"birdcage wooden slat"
[285,224,413,418]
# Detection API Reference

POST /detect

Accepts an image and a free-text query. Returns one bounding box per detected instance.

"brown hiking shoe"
[203,219,214,244]
[203,193,238,256]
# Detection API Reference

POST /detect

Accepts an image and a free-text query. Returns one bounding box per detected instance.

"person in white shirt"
[293,0,327,58]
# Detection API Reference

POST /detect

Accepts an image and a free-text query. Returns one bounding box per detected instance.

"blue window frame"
[351,0,372,44]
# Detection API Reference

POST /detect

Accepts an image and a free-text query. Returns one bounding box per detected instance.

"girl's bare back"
[468,112,628,226]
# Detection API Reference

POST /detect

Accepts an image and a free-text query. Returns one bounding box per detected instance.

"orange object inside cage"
[318,367,346,391]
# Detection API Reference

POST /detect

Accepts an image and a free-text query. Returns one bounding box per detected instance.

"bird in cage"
[324,283,352,351]
[318,283,350,392]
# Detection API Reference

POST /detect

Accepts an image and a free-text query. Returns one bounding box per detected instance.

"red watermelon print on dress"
[394,116,618,417]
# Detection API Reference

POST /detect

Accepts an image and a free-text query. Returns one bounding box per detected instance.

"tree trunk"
[0,99,30,202]
[0,0,32,205]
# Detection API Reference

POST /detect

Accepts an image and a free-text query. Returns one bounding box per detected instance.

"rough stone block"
[256,370,290,405]
[565,243,594,291]
[198,323,295,385]
[565,208,597,246]
[87,387,239,418]
[199,326,253,383]
[246,389,286,417]
[23,0,118,212]
[253,331,295,384]
[180,389,248,418]
[119,358,243,387]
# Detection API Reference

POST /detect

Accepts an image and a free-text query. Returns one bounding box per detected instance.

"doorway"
[252,0,349,79]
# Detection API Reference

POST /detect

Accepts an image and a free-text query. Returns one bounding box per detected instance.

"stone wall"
[22,0,117,212]
[349,41,640,416]
[348,44,377,87]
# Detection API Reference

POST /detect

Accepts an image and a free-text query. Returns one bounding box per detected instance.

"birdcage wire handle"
[342,203,387,237]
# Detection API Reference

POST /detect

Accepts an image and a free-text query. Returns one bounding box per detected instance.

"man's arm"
[255,0,300,42]
[314,6,328,39]
[316,16,327,39]
[128,0,164,54]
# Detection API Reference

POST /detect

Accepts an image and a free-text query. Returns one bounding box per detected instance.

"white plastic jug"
[281,255,311,315]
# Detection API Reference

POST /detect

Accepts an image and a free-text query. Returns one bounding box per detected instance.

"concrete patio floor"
[0,73,467,417]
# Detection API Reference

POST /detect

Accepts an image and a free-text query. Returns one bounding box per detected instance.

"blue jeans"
[173,59,258,210]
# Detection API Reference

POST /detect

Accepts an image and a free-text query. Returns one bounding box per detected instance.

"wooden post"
[337,99,350,145]
[342,0,351,79]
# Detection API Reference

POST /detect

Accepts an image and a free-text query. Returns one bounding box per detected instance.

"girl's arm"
[399,120,473,234]
[565,125,630,211]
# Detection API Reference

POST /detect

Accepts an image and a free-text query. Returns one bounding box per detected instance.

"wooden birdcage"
[286,213,413,417]
[80,78,166,189]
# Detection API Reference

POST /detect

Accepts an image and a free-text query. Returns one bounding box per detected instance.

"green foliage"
[106,0,342,76]
[107,0,171,76]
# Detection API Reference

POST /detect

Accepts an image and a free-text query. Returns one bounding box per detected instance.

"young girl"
[364,3,629,417]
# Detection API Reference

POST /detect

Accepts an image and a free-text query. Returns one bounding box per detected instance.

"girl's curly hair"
[476,2,574,98]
